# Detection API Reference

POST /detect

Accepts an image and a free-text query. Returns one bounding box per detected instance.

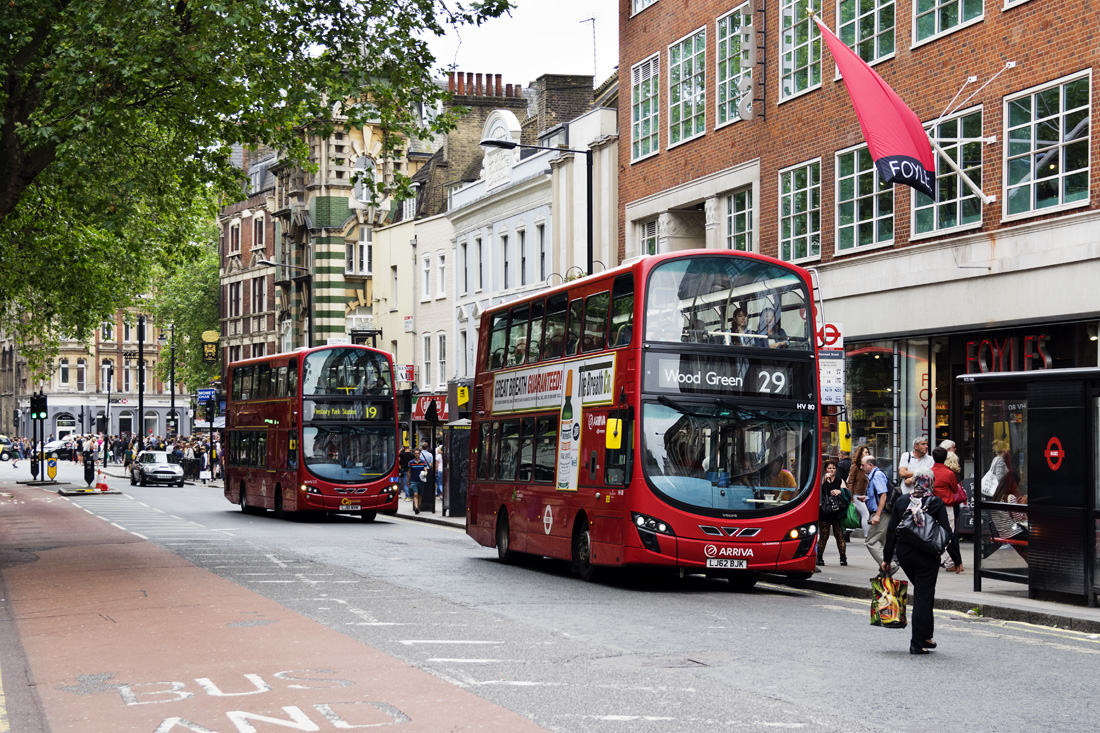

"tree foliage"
[0,0,512,374]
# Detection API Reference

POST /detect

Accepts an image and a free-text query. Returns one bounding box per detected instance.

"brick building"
[619,0,1099,477]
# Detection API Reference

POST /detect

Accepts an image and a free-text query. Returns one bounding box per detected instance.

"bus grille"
[474,384,484,414]
[333,487,368,494]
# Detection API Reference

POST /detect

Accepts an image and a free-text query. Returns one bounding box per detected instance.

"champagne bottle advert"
[556,369,580,490]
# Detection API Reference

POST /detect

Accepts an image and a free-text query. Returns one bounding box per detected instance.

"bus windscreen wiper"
[657,394,712,418]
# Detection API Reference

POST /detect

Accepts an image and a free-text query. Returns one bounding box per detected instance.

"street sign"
[816,322,844,350]
[197,388,216,402]
[202,342,218,364]
[819,350,846,406]
[47,457,57,480]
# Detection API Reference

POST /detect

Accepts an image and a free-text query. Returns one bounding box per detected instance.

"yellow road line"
[0,661,9,732]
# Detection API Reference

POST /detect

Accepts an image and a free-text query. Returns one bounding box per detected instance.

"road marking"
[427,658,502,664]
[399,640,503,646]
[0,660,8,733]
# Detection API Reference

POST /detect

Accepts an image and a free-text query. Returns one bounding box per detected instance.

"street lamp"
[258,259,312,348]
[157,324,176,437]
[479,138,594,277]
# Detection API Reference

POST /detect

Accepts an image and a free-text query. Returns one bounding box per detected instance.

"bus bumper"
[623,533,817,573]
[299,490,399,513]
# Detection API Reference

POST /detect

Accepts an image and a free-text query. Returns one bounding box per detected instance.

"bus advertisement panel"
[224,345,401,521]
[467,251,821,587]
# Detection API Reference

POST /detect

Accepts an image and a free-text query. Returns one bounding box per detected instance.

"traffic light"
[205,401,215,422]
[29,393,48,420]
[13,408,19,427]
[96,415,107,433]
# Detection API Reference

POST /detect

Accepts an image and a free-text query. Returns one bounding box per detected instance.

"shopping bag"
[840,501,861,530]
[199,470,212,480]
[870,573,908,628]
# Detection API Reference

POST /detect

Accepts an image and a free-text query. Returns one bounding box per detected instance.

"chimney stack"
[457,72,465,95]
[495,74,503,96]
[475,73,483,95]
[466,72,474,96]
[447,72,455,92]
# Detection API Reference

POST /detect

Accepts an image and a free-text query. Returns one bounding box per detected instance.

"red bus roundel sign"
[1046,436,1064,471]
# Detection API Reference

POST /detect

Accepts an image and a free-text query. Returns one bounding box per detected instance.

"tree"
[148,232,221,395]
[0,0,512,373]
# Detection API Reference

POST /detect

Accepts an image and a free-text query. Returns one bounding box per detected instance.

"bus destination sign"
[644,353,807,399]
[304,400,392,422]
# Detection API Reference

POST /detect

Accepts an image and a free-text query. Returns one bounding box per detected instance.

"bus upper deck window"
[507,305,530,367]
[489,312,509,369]
[288,360,298,398]
[610,275,634,347]
[527,299,545,364]
[582,292,610,352]
[565,298,583,356]
[544,294,568,360]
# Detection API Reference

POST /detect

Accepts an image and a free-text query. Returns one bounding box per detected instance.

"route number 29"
[757,370,788,394]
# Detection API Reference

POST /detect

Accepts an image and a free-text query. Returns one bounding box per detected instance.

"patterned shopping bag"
[870,573,908,628]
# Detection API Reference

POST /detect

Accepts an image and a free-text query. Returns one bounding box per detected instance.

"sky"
[426,0,620,89]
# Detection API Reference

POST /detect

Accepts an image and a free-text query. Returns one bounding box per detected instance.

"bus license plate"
[706,558,747,569]
[338,505,360,511]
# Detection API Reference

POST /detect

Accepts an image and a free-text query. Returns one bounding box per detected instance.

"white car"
[130,451,185,487]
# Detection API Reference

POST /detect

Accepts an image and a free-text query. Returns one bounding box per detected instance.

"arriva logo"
[587,414,606,429]
[703,544,754,558]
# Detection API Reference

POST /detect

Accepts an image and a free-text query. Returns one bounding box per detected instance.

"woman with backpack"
[881,468,964,655]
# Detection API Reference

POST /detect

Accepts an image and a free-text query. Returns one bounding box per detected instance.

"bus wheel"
[726,571,760,591]
[360,511,377,522]
[496,512,516,564]
[572,518,601,582]
[274,491,286,520]
[239,485,249,513]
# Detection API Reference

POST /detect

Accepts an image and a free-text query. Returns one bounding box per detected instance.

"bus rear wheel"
[274,491,287,520]
[572,518,601,582]
[239,485,249,513]
[496,512,517,564]
[359,510,377,522]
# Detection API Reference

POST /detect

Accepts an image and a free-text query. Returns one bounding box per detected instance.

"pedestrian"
[817,459,850,567]
[408,445,430,515]
[836,449,851,482]
[847,444,870,532]
[897,436,934,491]
[859,454,892,568]
[881,468,964,655]
[435,444,444,498]
[939,439,961,477]
[990,453,1028,562]
[931,446,963,569]
[398,444,414,500]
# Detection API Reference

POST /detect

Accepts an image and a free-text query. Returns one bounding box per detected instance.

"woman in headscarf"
[881,468,964,655]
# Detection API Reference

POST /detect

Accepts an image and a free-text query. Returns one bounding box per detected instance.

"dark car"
[130,451,185,487]
[0,435,12,461]
[42,437,76,460]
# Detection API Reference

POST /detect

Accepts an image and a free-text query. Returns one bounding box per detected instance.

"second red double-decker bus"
[224,344,401,520]
[467,250,821,587]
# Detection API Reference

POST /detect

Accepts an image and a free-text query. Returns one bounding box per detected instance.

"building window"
[229,345,242,364]
[346,241,356,274]
[101,360,113,392]
[402,196,416,221]
[631,53,660,161]
[421,254,432,300]
[124,321,133,342]
[59,358,69,388]
[229,223,240,252]
[669,29,706,146]
[915,0,982,43]
[459,330,468,378]
[437,253,446,298]
[839,0,895,63]
[915,109,983,234]
[642,219,658,256]
[632,0,657,13]
[476,237,483,290]
[422,335,432,392]
[537,225,546,282]
[726,187,754,251]
[461,241,469,294]
[252,277,265,313]
[391,266,399,310]
[716,4,753,126]
[76,358,86,392]
[253,342,265,358]
[438,333,447,386]
[360,226,372,275]
[1005,74,1090,218]
[253,217,265,249]
[780,0,821,100]
[229,282,242,318]
[519,230,527,286]
[779,160,822,262]
[123,363,133,393]
[836,146,893,252]
[102,321,114,342]
[501,234,510,290]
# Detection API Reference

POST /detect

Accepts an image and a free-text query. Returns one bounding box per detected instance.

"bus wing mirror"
[606,418,622,450]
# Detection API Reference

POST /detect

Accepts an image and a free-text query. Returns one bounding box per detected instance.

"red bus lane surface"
[0,486,544,732]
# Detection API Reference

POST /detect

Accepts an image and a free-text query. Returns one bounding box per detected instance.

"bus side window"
[288,360,298,397]
[534,417,557,482]
[527,299,544,365]
[565,298,583,356]
[497,421,520,481]
[506,305,529,367]
[241,366,254,401]
[605,409,633,486]
[255,365,270,400]
[477,423,491,480]
[277,366,288,398]
[582,292,610,352]
[518,418,534,482]
[489,312,509,369]
[232,367,242,400]
[543,294,568,360]
[610,275,634,347]
[256,432,267,469]
[269,365,278,398]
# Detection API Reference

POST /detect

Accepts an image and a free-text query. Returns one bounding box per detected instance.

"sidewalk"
[98,467,1100,632]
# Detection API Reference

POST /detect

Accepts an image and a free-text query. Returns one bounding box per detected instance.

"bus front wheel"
[726,570,760,591]
[359,510,377,522]
[274,491,287,520]
[572,517,601,582]
[496,512,516,564]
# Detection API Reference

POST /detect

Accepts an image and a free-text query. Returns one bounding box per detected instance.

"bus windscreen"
[645,256,812,349]
[302,348,393,396]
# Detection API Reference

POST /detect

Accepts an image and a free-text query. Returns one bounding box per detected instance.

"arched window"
[144,411,159,438]
[76,358,87,392]
[58,358,69,388]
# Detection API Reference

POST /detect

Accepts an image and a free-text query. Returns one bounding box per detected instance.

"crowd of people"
[7,432,223,483]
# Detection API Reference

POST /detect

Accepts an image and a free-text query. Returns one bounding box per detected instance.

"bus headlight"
[785,523,817,558]
[301,484,322,495]
[632,512,674,554]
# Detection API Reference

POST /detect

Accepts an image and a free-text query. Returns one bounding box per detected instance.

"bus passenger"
[756,306,789,348]
[508,337,526,366]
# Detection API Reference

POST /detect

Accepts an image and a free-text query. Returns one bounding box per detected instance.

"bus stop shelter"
[959,368,1100,607]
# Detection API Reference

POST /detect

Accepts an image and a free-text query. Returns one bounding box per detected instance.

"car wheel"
[130,471,136,486]
[139,472,147,487]
[177,481,184,488]
[1,451,9,461]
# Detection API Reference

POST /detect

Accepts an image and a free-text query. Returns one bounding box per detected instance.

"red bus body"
[224,344,401,519]
[467,250,822,582]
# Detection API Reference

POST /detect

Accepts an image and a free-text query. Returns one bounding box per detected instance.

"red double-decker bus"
[224,344,400,521]
[467,250,822,587]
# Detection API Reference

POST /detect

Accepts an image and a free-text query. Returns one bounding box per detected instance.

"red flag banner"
[815,18,936,200]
